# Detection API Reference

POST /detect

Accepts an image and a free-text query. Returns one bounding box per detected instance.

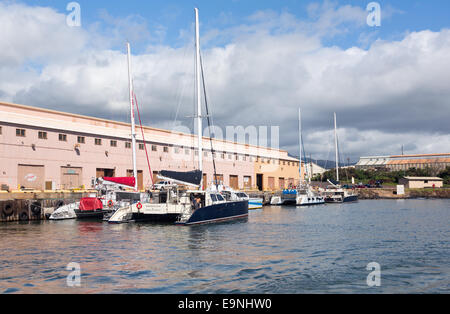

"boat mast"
[195,8,203,187]
[309,154,313,184]
[298,108,303,186]
[127,42,138,191]
[334,112,339,183]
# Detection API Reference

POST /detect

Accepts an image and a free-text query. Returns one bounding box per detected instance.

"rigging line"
[301,133,310,180]
[133,92,154,186]
[200,52,219,190]
[172,41,193,129]
[324,126,333,172]
[337,135,349,183]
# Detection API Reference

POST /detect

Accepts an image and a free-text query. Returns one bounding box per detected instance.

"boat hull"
[325,195,359,203]
[177,201,248,226]
[343,195,359,203]
[75,210,111,220]
[248,198,263,210]
[297,200,325,206]
[129,213,181,223]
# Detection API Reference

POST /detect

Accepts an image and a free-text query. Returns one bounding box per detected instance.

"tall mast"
[309,154,312,184]
[334,112,339,183]
[298,108,303,186]
[127,42,138,191]
[195,8,203,186]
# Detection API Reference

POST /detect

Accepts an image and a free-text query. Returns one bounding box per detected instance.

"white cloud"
[0,2,87,66]
[1,2,449,161]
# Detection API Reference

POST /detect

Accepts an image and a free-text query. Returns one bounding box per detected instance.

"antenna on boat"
[195,8,203,188]
[127,42,138,191]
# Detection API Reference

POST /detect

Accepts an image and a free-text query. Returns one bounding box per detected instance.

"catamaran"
[270,108,325,206]
[50,43,150,221]
[322,113,358,203]
[109,8,249,225]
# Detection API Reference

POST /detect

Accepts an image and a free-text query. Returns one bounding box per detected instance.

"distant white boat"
[271,188,325,206]
[209,184,263,210]
[322,113,358,203]
[270,108,325,207]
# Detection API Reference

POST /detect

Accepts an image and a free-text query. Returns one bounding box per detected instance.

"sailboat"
[270,108,325,206]
[109,8,249,225]
[50,43,148,221]
[322,113,358,203]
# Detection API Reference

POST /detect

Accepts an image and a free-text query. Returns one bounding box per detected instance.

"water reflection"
[0,200,449,293]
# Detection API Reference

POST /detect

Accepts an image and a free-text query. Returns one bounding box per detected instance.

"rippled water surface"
[1,199,449,294]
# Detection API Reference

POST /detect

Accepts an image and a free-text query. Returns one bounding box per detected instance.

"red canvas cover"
[103,177,136,187]
[79,198,103,212]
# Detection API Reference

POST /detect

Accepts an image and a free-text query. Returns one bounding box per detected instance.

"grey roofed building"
[356,156,391,170]
[356,153,450,172]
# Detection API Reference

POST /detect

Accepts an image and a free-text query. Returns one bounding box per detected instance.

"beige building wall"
[254,157,301,191]
[399,178,444,189]
[0,102,299,191]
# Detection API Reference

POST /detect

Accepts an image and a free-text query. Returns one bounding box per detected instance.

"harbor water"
[0,199,449,294]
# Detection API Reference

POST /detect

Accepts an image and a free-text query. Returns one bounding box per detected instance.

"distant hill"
[288,155,356,169]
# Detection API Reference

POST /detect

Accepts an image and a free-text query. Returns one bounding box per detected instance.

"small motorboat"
[270,187,325,206]
[75,197,112,220]
[49,202,79,220]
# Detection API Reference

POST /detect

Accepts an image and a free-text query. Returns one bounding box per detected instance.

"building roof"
[391,153,450,158]
[357,154,450,166]
[388,158,450,165]
[402,177,444,181]
[356,156,390,167]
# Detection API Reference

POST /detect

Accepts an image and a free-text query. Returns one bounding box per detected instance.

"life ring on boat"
[136,202,143,210]
[108,200,114,208]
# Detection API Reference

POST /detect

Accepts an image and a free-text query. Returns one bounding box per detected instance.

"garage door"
[268,177,275,190]
[279,178,285,190]
[61,167,83,189]
[18,165,45,190]
[230,175,239,190]
[244,176,252,189]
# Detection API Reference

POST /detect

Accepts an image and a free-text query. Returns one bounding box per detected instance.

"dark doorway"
[96,168,115,178]
[202,174,207,190]
[257,174,263,191]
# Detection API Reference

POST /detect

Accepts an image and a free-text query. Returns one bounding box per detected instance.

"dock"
[0,190,96,222]
[1,188,449,223]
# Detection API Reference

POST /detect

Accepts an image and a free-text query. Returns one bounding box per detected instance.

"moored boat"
[270,108,325,207]
[74,197,112,219]
[111,8,249,225]
[322,184,358,203]
[321,113,359,204]
[49,202,79,220]
[271,188,325,206]
[170,8,249,226]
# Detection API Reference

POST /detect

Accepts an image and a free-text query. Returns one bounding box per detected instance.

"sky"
[1,0,450,162]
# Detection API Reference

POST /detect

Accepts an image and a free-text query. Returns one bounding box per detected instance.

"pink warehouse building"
[0,102,300,192]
